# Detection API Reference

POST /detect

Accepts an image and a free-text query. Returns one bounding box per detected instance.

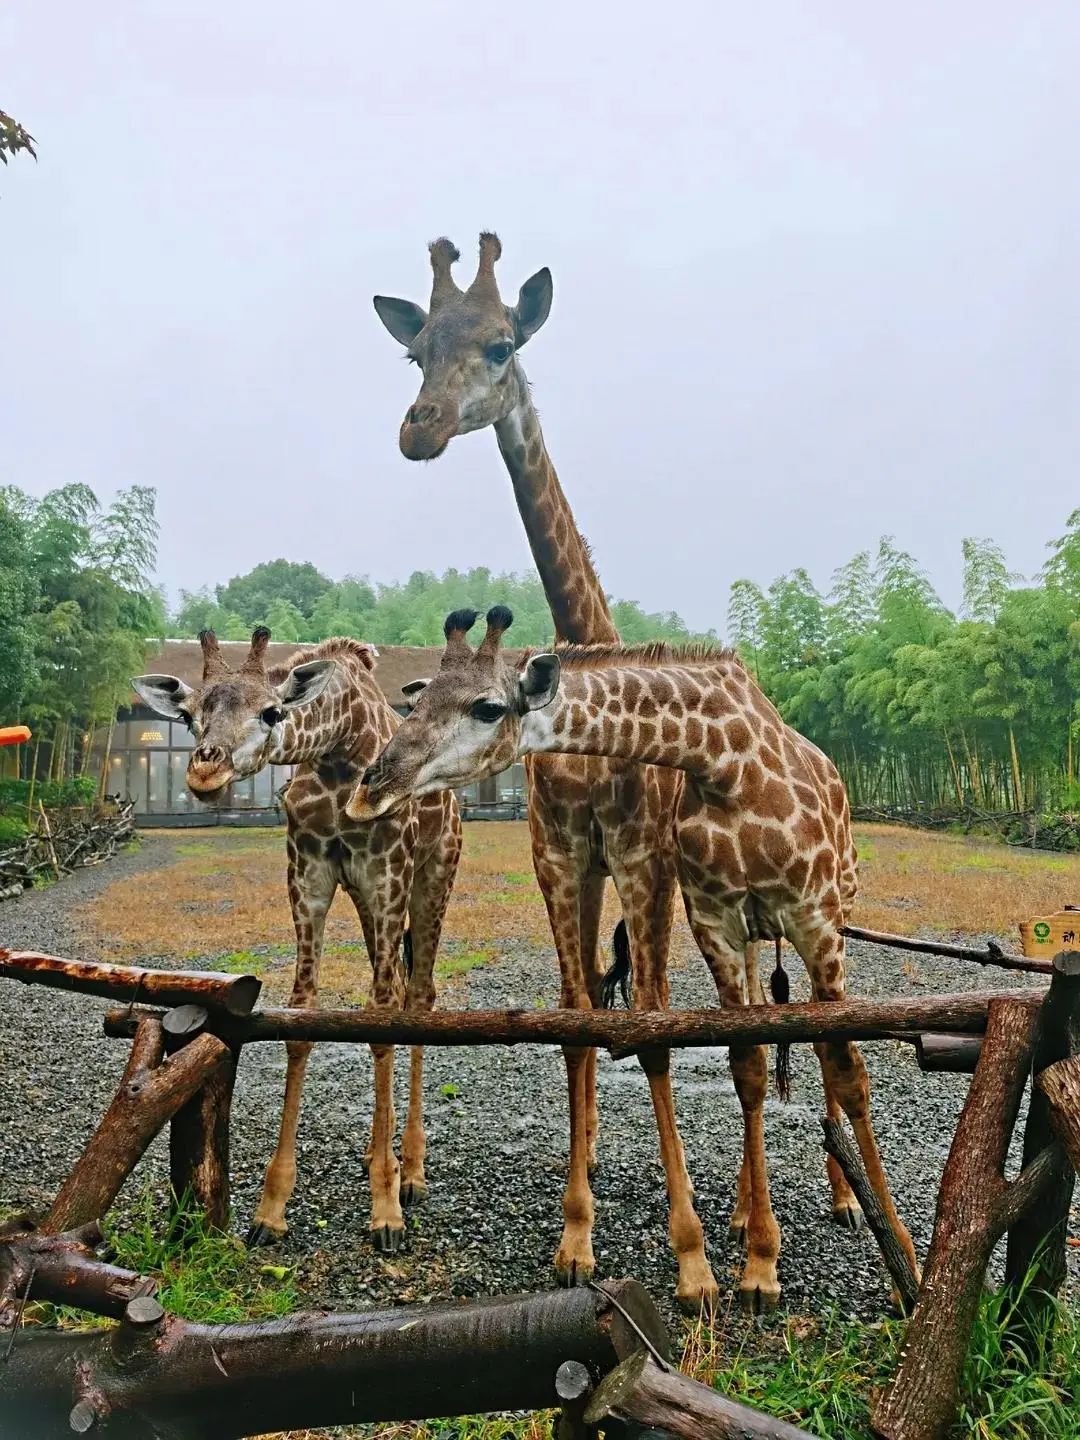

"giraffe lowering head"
[132,628,339,797]
[347,606,558,820]
[373,233,553,461]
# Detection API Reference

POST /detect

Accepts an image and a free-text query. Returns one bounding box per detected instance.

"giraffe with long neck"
[133,628,462,1253]
[374,234,714,1307]
[347,609,920,1311]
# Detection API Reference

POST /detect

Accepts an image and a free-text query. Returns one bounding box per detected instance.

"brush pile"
[0,801,135,900]
[851,804,1080,853]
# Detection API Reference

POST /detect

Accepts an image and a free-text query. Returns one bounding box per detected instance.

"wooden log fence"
[0,949,261,1016]
[841,924,1052,976]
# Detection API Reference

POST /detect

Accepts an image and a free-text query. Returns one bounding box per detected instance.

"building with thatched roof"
[102,639,526,825]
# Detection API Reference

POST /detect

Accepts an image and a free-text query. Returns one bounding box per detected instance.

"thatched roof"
[132,638,525,712]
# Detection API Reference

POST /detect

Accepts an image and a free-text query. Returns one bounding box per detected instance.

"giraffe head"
[346,606,559,820]
[132,628,338,798]
[373,234,553,461]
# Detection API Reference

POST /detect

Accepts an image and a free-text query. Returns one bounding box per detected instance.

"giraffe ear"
[518,653,560,711]
[275,659,336,711]
[511,268,552,347]
[132,675,194,719]
[373,296,427,347]
[401,678,431,710]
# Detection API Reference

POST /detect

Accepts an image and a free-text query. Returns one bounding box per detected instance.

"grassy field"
[82,822,1080,987]
[64,821,1080,1437]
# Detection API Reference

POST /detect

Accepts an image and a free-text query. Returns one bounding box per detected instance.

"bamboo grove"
[728,514,1080,816]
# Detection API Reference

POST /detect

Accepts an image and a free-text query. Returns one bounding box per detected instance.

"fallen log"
[913,1033,983,1074]
[104,987,1045,1051]
[0,1278,666,1439]
[873,998,1064,1440]
[43,1020,231,1233]
[842,924,1051,976]
[1037,1052,1080,1174]
[0,1226,156,1326]
[821,1118,919,1314]
[583,1349,817,1440]
[0,950,261,1016]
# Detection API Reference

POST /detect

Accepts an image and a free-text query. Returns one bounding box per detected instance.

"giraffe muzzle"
[399,403,456,462]
[187,747,235,798]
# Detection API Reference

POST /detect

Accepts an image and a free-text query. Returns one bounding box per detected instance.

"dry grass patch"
[80,821,1080,977]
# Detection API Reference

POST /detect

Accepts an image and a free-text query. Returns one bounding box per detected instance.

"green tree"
[215,560,333,628]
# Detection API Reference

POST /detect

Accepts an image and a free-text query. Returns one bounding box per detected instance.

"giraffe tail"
[401,925,413,980]
[769,939,793,1102]
[600,920,632,1009]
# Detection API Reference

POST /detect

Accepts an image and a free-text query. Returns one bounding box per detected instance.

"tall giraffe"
[373,234,713,1308]
[133,628,462,1253]
[346,608,920,1311]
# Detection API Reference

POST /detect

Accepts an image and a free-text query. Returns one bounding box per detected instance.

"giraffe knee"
[729,1045,769,1108]
[637,1045,671,1078]
[821,1041,870,1118]
[285,1040,313,1065]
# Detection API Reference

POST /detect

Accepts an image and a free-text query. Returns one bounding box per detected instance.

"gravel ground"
[1,833,1075,1342]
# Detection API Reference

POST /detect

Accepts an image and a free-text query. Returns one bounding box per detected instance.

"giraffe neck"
[519,656,758,780]
[267,654,394,767]
[494,369,619,645]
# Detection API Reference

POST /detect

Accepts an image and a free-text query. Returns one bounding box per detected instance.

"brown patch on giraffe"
[726,717,753,752]
[685,717,704,749]
[761,778,797,822]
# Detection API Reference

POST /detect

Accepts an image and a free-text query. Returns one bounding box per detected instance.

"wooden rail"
[103,987,1046,1051]
[842,924,1051,976]
[0,950,261,1016]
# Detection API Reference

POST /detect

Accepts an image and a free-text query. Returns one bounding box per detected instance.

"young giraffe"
[346,609,920,1311]
[372,236,862,1308]
[133,627,462,1253]
[374,232,709,1305]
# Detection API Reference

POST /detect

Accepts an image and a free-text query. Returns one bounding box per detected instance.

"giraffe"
[345,608,920,1312]
[373,233,713,1307]
[371,236,863,1309]
[133,627,462,1253]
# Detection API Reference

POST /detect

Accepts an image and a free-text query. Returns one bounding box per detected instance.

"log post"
[913,1033,983,1074]
[42,1020,230,1233]
[1002,950,1080,1352]
[821,1118,919,1313]
[0,949,261,1015]
[0,1227,156,1326]
[0,1277,667,1438]
[1036,1052,1080,1173]
[873,998,1060,1440]
[163,1006,238,1232]
[583,1350,817,1440]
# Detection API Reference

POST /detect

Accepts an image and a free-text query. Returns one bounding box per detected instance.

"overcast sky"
[3,3,1077,632]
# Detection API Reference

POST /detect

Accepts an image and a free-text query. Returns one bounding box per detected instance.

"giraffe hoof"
[832,1203,865,1233]
[401,1178,428,1207]
[554,1258,595,1288]
[370,1223,405,1255]
[738,1284,781,1317]
[676,1285,720,1319]
[245,1222,286,1249]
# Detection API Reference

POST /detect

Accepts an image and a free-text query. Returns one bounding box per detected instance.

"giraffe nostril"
[408,402,441,426]
[361,764,379,786]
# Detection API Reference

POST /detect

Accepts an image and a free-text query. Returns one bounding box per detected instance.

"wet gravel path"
[1,833,1075,1341]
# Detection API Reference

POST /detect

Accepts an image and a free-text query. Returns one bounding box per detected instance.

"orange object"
[0,726,31,747]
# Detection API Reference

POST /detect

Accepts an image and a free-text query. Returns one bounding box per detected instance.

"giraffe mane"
[539,640,743,672]
[267,636,378,685]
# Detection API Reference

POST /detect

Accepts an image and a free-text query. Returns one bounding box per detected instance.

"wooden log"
[1036,1052,1080,1173]
[873,999,1061,1440]
[0,1228,156,1326]
[584,1350,816,1440]
[104,987,1045,1051]
[914,1033,983,1074]
[43,1023,231,1233]
[1002,950,1080,1351]
[0,949,261,1015]
[164,1009,238,1233]
[0,1278,666,1439]
[821,1118,919,1313]
[842,924,1051,976]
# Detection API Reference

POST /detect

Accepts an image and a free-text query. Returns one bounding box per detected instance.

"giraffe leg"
[534,847,598,1285]
[695,924,781,1314]
[578,870,607,1174]
[400,801,462,1206]
[613,856,716,1314]
[730,943,764,1240]
[248,842,335,1247]
[792,912,919,1286]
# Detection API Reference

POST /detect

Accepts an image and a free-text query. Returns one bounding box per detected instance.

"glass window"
[170,722,195,750]
[170,753,192,811]
[133,720,169,748]
[252,766,272,807]
[105,752,126,802]
[148,751,169,813]
[127,752,149,810]
[230,776,255,808]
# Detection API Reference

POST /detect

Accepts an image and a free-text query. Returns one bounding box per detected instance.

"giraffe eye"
[485,341,513,365]
[261,706,284,728]
[469,700,507,724]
